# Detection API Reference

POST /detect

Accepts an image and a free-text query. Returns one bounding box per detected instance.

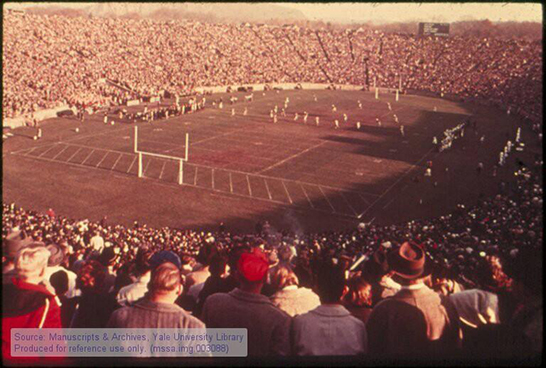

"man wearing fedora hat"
[366,241,461,358]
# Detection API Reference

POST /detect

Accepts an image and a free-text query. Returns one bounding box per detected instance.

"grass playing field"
[3,89,538,233]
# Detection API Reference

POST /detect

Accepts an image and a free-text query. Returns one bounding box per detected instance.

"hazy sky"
[281,3,543,24]
[5,2,543,24]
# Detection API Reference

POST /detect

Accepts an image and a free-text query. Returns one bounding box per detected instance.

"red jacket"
[2,278,63,364]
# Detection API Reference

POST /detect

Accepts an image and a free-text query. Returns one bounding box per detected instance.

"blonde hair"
[149,262,182,295]
[15,243,50,281]
[271,264,299,291]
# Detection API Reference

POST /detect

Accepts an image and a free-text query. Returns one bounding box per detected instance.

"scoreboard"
[418,23,450,37]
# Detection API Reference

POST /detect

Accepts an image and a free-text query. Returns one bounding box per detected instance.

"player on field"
[281,108,286,117]
[356,121,361,130]
[273,115,278,124]
[231,108,235,116]
[314,95,318,102]
[315,116,320,127]
[332,104,337,112]
[343,113,348,123]
[387,102,392,111]
[303,112,308,124]
[400,125,405,137]
[103,113,108,124]
[358,100,362,109]
[376,118,381,127]
[334,120,340,129]
[294,113,299,121]
[393,114,399,124]
[270,110,274,118]
[243,107,248,116]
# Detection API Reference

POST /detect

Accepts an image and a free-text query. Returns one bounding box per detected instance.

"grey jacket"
[202,288,291,356]
[107,298,205,328]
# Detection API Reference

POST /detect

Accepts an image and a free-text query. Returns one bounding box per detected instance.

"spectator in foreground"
[201,248,291,356]
[366,242,461,358]
[343,274,374,324]
[44,243,79,299]
[291,261,368,356]
[116,246,154,307]
[502,247,543,358]
[2,243,62,363]
[107,261,204,329]
[2,230,33,278]
[70,260,118,328]
[269,264,320,317]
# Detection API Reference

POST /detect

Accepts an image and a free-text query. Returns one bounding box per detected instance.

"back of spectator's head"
[316,261,346,304]
[149,262,182,296]
[15,242,50,281]
[361,259,386,283]
[228,245,250,273]
[237,248,269,285]
[197,242,218,267]
[344,275,373,308]
[46,243,65,267]
[135,246,154,276]
[99,246,118,267]
[4,230,33,261]
[209,254,227,277]
[503,247,542,296]
[149,250,182,270]
[278,245,293,263]
[270,264,299,292]
[77,260,106,294]
[50,270,69,296]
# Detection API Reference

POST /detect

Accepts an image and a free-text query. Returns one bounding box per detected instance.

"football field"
[3,89,533,232]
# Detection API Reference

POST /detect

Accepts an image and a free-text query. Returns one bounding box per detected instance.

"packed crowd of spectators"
[3,11,542,131]
[2,161,542,361]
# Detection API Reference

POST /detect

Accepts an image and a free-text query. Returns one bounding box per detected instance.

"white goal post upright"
[134,126,189,185]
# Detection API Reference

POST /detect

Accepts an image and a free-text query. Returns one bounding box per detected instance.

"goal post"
[134,126,189,184]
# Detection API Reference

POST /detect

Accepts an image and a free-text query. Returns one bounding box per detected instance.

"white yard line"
[257,141,327,174]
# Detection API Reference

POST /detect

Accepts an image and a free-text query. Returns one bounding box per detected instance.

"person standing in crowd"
[366,242,461,358]
[501,247,543,359]
[2,230,33,278]
[202,248,291,356]
[89,229,104,253]
[107,261,204,329]
[2,243,63,363]
[43,243,79,299]
[269,264,320,317]
[291,261,368,355]
[70,260,118,328]
[343,274,374,324]
[116,246,154,307]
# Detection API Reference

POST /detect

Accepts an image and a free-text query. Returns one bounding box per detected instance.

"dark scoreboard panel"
[418,23,450,37]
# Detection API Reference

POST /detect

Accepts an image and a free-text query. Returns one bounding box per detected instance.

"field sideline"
[2,89,537,233]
